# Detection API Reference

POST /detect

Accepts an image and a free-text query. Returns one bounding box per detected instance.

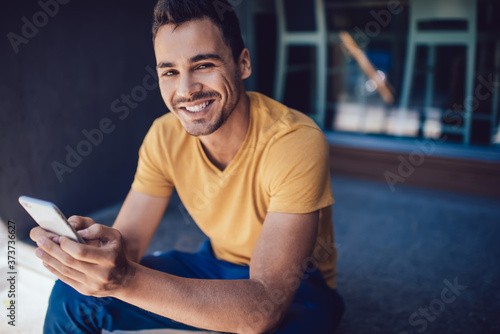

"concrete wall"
[0,0,166,239]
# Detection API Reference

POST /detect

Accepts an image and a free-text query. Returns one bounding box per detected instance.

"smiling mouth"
[183,100,214,113]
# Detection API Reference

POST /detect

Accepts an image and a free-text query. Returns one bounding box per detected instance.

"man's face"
[154,18,246,137]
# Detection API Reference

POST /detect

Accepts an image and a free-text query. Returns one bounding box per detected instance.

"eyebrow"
[190,53,223,63]
[156,53,223,69]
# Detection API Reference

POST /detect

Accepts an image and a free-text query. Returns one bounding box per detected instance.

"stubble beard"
[184,77,242,137]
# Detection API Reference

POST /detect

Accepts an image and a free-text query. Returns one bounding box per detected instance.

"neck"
[199,90,250,171]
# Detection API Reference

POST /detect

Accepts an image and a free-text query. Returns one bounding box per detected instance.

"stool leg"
[398,39,417,134]
[274,40,288,103]
[422,45,436,136]
[491,40,500,144]
[463,40,477,144]
[315,41,327,128]
[424,46,436,109]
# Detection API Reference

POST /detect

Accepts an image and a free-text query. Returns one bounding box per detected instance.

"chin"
[183,121,218,137]
[183,117,226,137]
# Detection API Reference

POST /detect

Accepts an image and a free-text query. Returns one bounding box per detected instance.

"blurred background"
[1,0,500,333]
[1,0,500,238]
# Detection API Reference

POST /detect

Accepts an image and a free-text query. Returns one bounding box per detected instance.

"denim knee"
[44,280,113,334]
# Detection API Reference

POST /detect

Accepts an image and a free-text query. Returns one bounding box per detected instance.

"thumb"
[68,216,95,231]
[78,224,116,243]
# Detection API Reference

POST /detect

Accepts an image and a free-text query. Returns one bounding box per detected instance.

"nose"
[176,72,202,99]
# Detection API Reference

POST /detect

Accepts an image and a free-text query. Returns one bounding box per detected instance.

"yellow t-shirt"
[131,92,338,288]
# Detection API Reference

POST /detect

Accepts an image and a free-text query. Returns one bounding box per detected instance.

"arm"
[31,210,319,334]
[112,189,170,262]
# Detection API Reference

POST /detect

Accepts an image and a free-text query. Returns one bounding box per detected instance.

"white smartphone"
[19,196,86,244]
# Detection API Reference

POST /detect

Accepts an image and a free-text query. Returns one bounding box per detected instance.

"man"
[30,0,345,333]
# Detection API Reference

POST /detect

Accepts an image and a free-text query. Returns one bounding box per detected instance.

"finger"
[30,226,59,243]
[72,221,102,247]
[36,236,94,275]
[79,236,101,248]
[67,216,95,231]
[43,262,109,298]
[59,236,105,264]
[41,262,89,295]
[36,246,88,284]
[78,224,118,244]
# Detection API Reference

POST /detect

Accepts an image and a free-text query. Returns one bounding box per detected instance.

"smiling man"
[30,0,345,333]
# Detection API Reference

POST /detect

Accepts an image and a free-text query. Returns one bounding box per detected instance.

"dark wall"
[0,0,166,239]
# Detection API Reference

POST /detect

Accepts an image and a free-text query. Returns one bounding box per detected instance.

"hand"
[30,216,134,297]
[29,215,98,247]
[67,215,100,247]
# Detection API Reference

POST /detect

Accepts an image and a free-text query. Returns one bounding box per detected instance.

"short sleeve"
[131,120,174,197]
[264,127,334,213]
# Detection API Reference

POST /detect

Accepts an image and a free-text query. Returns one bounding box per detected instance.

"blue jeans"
[44,240,345,333]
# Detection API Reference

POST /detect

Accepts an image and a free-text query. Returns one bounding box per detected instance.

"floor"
[2,175,499,333]
[330,176,500,334]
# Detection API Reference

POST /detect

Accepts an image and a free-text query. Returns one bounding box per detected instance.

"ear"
[237,48,252,80]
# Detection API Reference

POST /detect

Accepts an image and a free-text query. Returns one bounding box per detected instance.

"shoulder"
[247,92,327,152]
[143,112,189,147]
[148,112,184,137]
[248,92,318,129]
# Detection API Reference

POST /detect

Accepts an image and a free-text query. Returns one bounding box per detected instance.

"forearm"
[112,262,286,333]
[112,190,170,263]
[120,236,144,263]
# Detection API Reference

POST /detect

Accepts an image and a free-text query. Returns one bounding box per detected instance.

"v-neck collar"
[195,97,254,177]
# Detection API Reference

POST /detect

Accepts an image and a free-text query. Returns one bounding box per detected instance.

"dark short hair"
[152,0,245,63]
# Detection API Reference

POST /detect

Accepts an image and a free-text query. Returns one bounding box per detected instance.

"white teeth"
[185,101,209,112]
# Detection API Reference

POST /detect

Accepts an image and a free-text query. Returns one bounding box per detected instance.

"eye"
[197,63,214,70]
[162,70,178,77]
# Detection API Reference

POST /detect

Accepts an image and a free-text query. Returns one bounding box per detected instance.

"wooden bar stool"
[398,0,477,143]
[274,0,328,128]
